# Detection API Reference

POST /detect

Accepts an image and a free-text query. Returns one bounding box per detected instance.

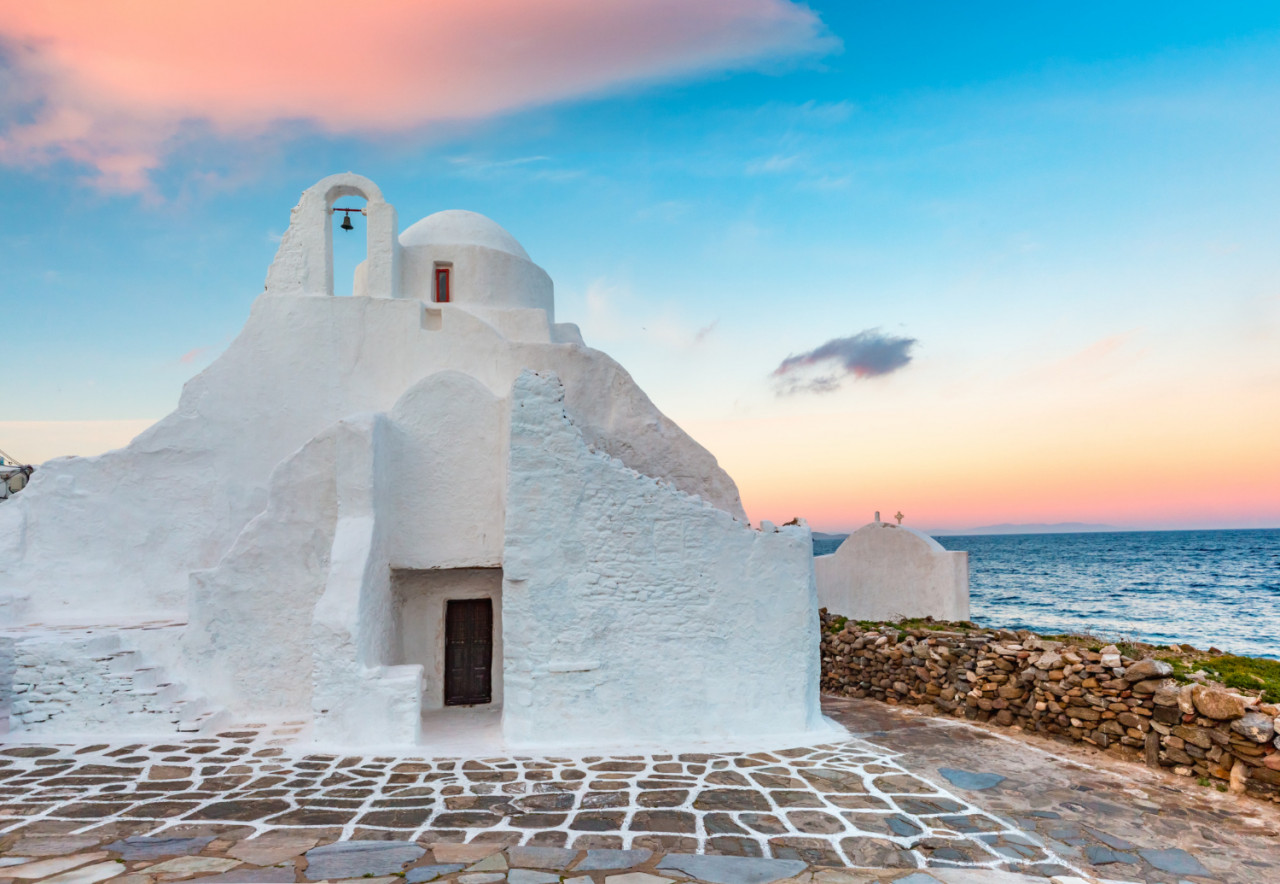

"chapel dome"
[399,210,530,261]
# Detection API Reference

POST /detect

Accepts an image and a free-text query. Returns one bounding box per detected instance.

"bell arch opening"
[330,195,368,296]
[264,173,400,299]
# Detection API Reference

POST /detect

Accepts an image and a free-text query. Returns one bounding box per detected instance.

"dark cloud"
[772,328,916,394]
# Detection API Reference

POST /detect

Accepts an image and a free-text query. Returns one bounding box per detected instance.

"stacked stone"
[818,611,1280,802]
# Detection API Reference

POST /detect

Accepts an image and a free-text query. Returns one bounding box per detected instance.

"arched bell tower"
[264,173,401,298]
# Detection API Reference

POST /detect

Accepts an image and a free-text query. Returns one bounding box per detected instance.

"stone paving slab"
[0,840,1162,884]
[0,698,1276,882]
[0,733,1073,874]
[656,854,807,884]
[822,695,1280,884]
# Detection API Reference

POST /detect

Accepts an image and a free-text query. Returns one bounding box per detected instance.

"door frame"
[390,567,504,711]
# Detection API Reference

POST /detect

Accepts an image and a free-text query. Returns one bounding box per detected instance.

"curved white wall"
[814,522,969,622]
[401,242,554,320]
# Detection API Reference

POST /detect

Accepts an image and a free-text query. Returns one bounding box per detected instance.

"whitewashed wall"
[386,371,507,570]
[814,522,969,622]
[1,297,743,624]
[182,430,338,716]
[502,371,827,749]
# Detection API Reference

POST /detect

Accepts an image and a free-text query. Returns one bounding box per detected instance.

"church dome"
[399,210,530,261]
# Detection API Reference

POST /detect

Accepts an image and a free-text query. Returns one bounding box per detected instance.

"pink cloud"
[178,347,209,364]
[0,1,833,192]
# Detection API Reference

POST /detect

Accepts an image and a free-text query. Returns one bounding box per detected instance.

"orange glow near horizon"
[680,389,1280,532]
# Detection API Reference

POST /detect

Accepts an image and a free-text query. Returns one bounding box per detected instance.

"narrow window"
[435,266,451,303]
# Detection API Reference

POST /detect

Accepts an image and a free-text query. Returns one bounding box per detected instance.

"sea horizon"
[814,527,1280,660]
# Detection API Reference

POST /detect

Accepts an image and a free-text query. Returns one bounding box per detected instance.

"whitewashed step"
[10,629,232,738]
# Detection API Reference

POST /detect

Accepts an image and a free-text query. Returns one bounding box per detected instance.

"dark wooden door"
[444,598,492,705]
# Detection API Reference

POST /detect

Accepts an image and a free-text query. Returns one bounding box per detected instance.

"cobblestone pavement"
[823,696,1280,884]
[0,698,1275,883]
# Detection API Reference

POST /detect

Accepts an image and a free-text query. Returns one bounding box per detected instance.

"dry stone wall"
[819,611,1280,802]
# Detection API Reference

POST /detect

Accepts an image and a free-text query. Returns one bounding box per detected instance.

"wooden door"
[444,598,492,705]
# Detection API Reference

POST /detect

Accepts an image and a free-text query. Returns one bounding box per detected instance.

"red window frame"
[435,266,451,303]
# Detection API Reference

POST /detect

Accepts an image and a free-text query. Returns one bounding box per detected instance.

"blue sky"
[3,2,1279,529]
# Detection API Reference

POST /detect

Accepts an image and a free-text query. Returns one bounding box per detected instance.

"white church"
[0,174,829,750]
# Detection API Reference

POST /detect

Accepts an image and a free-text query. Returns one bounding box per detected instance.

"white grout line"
[0,734,1090,876]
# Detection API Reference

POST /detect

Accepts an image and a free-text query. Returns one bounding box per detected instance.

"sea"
[812,528,1280,659]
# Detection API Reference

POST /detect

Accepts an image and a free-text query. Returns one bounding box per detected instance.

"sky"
[2,1,1278,532]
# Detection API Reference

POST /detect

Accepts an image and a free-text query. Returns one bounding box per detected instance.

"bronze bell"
[340,213,354,231]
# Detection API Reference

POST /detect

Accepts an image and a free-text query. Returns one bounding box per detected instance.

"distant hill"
[928,522,1120,536]
[810,522,1121,541]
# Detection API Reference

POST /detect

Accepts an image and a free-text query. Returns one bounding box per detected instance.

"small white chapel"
[0,174,828,751]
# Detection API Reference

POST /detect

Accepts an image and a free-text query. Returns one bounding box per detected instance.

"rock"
[1086,828,1137,850]
[105,836,215,860]
[407,868,467,884]
[1124,659,1173,681]
[1177,685,1197,714]
[1152,684,1180,706]
[145,858,240,877]
[510,871,563,884]
[1085,845,1138,865]
[459,875,507,884]
[1229,758,1249,794]
[303,840,425,880]
[937,768,1006,790]
[1035,651,1062,671]
[430,844,505,864]
[34,861,124,884]
[1137,847,1210,877]
[507,847,579,870]
[8,836,102,858]
[1131,678,1167,694]
[228,833,319,866]
[576,850,654,871]
[1230,711,1275,743]
[1191,685,1247,720]
[1172,725,1213,749]
[8,853,108,880]
[186,869,294,884]
[467,854,509,873]
[655,855,807,884]
[1143,731,1160,767]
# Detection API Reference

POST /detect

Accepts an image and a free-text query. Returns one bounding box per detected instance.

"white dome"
[399,210,530,261]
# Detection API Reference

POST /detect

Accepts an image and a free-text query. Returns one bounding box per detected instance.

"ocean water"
[814,529,1280,659]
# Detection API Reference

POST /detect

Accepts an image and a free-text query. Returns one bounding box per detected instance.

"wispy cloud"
[0,0,835,193]
[694,320,719,345]
[1033,329,1143,383]
[746,153,803,174]
[178,347,209,365]
[773,329,917,394]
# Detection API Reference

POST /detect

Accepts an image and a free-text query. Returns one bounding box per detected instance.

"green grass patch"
[1158,654,1280,703]
[830,616,978,634]
[1209,656,1280,703]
